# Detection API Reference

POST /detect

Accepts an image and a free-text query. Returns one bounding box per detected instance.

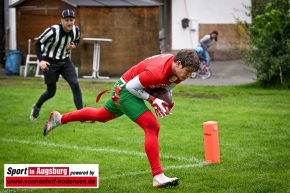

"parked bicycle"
[190,61,212,79]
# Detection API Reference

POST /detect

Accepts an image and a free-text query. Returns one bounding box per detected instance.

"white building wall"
[172,0,251,50]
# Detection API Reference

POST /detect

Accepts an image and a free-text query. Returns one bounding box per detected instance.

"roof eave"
[9,0,25,8]
[61,0,78,8]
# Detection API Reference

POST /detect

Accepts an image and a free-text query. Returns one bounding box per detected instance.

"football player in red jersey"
[43,49,200,188]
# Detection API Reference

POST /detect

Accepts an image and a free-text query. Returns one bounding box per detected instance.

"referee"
[30,9,83,121]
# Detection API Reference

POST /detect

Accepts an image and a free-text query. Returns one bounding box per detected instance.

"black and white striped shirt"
[35,24,80,61]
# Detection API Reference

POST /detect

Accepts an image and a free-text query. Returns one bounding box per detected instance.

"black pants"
[35,58,83,110]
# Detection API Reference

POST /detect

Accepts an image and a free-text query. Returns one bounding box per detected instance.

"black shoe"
[30,105,40,121]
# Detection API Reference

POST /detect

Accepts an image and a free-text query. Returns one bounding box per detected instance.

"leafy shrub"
[242,0,290,88]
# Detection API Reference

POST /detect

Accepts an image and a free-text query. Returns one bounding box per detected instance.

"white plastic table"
[82,38,113,79]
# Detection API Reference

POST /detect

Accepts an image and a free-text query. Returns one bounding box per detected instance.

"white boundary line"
[0,138,200,163]
[1,137,207,189]
[101,162,207,180]
[2,161,207,193]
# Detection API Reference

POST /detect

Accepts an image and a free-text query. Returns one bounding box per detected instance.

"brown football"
[148,88,172,105]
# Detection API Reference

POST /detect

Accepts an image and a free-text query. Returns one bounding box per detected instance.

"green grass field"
[0,77,289,193]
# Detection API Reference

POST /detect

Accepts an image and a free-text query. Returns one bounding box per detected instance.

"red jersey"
[121,54,182,89]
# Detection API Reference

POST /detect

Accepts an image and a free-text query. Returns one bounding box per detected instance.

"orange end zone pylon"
[203,121,220,163]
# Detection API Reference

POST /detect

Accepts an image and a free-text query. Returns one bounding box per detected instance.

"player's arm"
[125,75,165,102]
[126,68,161,100]
[35,27,53,71]
[68,26,81,49]
[35,27,53,61]
[125,75,150,100]
[35,40,43,62]
[74,26,81,46]
[126,73,169,117]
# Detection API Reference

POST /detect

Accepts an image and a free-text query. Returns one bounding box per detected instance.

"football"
[148,88,172,106]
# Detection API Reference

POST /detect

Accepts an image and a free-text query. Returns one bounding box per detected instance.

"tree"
[242,0,290,88]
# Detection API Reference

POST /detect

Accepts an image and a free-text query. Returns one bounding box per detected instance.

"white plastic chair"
[23,39,43,78]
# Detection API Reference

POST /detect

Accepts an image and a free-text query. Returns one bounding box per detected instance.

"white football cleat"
[43,111,62,136]
[153,173,178,188]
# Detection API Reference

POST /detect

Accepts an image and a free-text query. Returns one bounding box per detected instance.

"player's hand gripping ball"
[148,88,174,117]
[149,88,172,106]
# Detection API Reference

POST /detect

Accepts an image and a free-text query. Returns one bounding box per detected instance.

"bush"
[243,0,290,88]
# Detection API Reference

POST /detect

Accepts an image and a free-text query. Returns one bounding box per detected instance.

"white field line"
[1,138,207,192]
[0,138,200,163]
[101,162,207,180]
[1,162,208,193]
